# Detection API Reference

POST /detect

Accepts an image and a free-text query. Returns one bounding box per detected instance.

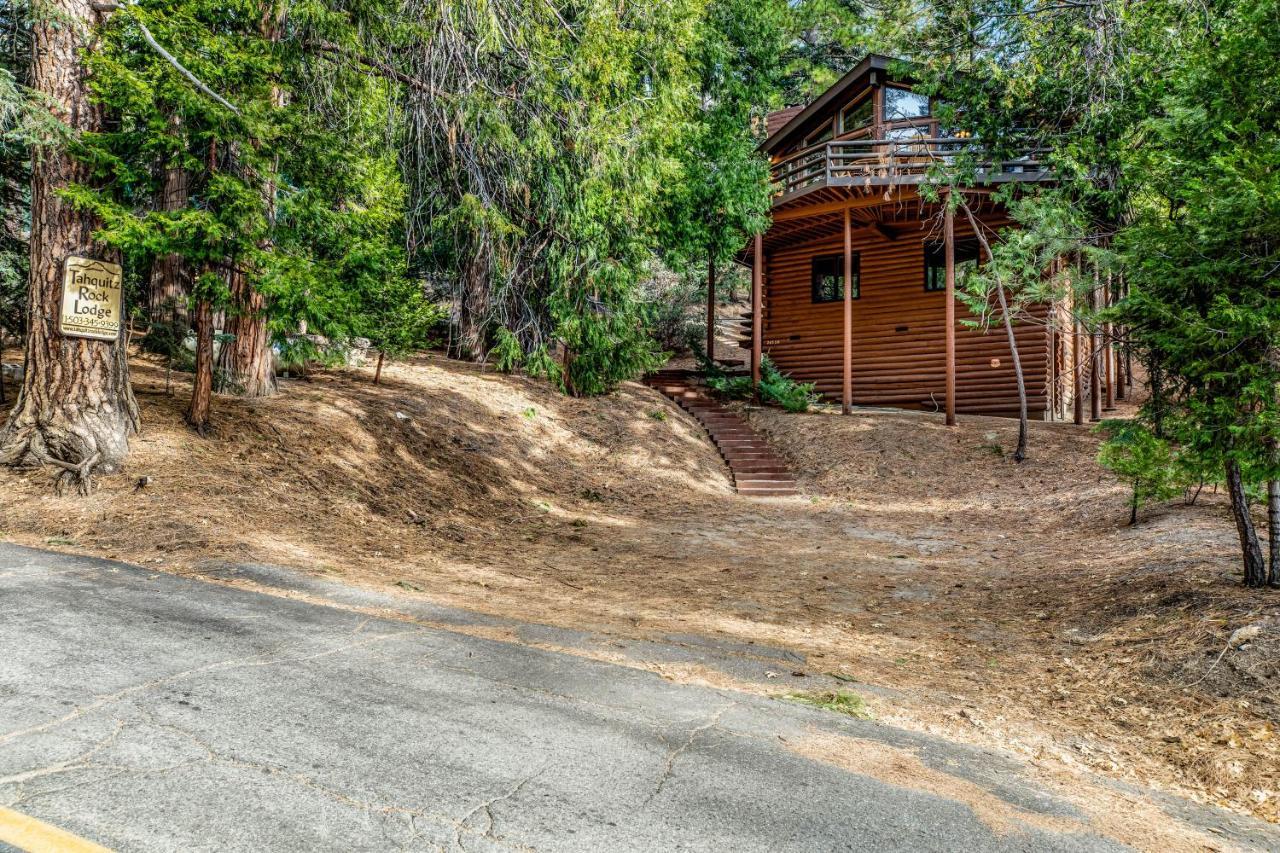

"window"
[924,240,980,292]
[812,254,860,303]
[884,86,930,122]
[804,120,834,147]
[885,124,930,140]
[840,95,874,134]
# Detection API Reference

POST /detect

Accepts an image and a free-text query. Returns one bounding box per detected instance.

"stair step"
[646,366,797,497]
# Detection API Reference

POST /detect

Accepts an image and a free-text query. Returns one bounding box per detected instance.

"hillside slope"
[1,349,1277,829]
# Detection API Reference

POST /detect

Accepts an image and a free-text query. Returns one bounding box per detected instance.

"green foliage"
[899,0,1280,581]
[403,0,703,395]
[0,19,29,340]
[660,0,786,291]
[781,689,872,720]
[491,328,524,375]
[702,349,818,413]
[640,271,702,355]
[1098,421,1187,524]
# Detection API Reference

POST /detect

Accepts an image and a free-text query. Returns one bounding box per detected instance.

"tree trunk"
[215,266,276,397]
[706,255,716,363]
[1268,475,1279,587]
[214,1,286,396]
[0,0,139,494]
[373,350,384,385]
[186,296,213,434]
[1270,438,1280,588]
[1090,278,1102,422]
[1150,356,1166,439]
[1226,458,1268,588]
[148,125,191,331]
[962,202,1028,461]
[455,253,490,361]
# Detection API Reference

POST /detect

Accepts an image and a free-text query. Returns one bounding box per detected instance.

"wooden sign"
[60,256,123,341]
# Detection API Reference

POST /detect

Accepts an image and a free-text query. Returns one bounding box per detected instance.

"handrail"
[770,136,1049,199]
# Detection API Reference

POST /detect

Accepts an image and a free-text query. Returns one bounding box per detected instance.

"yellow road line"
[0,806,112,853]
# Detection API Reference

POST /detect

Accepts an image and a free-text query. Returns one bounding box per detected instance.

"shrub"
[697,345,818,413]
[1098,420,1192,524]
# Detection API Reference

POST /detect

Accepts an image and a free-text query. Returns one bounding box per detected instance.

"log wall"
[762,217,1052,417]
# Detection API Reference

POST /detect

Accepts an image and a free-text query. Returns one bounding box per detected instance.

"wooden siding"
[762,217,1052,417]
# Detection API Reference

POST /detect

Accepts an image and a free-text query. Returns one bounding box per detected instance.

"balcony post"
[843,205,853,415]
[944,194,957,427]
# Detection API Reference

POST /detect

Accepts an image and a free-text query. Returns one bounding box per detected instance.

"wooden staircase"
[645,368,798,497]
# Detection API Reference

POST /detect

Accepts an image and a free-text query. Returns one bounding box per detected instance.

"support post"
[842,206,853,415]
[706,256,716,364]
[751,233,763,400]
[944,198,957,426]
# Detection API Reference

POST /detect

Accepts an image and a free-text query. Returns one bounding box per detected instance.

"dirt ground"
[1,346,1277,833]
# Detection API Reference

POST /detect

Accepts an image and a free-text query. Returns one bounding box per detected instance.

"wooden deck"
[770,137,1051,209]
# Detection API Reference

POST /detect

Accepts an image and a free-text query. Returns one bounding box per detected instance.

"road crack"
[645,702,735,806]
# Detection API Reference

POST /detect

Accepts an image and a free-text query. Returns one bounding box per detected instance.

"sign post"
[59,256,123,341]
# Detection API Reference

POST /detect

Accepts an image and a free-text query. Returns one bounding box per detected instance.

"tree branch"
[303,40,441,96]
[92,2,240,115]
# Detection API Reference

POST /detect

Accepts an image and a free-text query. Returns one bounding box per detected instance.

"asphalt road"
[0,543,1271,852]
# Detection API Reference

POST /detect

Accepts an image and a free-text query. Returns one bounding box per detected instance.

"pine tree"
[0,0,139,493]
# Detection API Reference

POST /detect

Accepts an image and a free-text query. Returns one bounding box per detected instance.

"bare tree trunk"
[706,255,716,363]
[1226,458,1268,588]
[455,254,490,361]
[186,296,213,435]
[962,202,1028,461]
[148,125,190,331]
[215,266,276,396]
[215,1,286,396]
[1270,438,1280,588]
[373,350,384,385]
[1090,274,1102,422]
[0,0,139,494]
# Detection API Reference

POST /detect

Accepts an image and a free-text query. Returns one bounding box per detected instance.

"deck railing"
[770,137,1049,200]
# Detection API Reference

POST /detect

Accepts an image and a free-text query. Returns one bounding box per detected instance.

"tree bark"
[1090,275,1102,422]
[1226,458,1268,588]
[1270,438,1280,588]
[1269,475,1279,587]
[706,255,716,363]
[963,202,1027,460]
[148,142,191,331]
[215,266,276,396]
[373,350,384,385]
[0,0,139,493]
[455,253,490,361]
[186,296,213,434]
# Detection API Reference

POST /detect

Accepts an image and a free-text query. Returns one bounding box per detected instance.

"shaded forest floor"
[1,346,1277,835]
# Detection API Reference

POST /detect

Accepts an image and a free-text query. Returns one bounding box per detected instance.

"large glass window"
[924,240,980,292]
[812,254,860,303]
[884,86,930,122]
[805,120,834,147]
[840,96,874,134]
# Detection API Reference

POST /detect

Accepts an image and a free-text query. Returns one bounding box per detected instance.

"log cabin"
[740,54,1099,422]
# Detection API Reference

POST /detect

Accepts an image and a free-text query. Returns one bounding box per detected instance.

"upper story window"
[884,86,930,122]
[812,253,860,303]
[805,120,834,147]
[924,240,980,292]
[839,95,874,135]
